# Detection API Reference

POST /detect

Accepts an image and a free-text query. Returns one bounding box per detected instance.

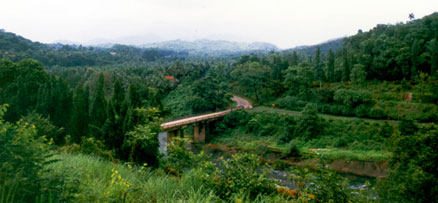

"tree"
[378,126,438,202]
[350,64,367,85]
[284,64,315,100]
[291,51,299,66]
[123,83,142,135]
[342,48,350,82]
[314,47,325,82]
[294,103,321,139]
[124,107,162,167]
[231,62,270,101]
[427,39,438,78]
[103,79,127,154]
[36,75,73,134]
[410,39,422,80]
[328,48,335,82]
[70,83,89,143]
[187,76,231,113]
[89,73,107,139]
[409,13,415,21]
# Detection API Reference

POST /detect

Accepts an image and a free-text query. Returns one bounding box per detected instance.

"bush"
[334,88,372,107]
[203,153,276,200]
[214,110,250,134]
[22,112,64,144]
[160,137,208,173]
[369,106,386,119]
[354,104,371,117]
[0,104,58,201]
[79,137,114,160]
[282,141,301,158]
[378,125,438,202]
[294,103,322,140]
[272,96,305,111]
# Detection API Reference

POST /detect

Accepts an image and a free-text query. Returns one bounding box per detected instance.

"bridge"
[159,96,252,144]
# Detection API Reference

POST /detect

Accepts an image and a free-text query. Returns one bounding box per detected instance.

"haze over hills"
[54,37,280,54]
[139,39,279,55]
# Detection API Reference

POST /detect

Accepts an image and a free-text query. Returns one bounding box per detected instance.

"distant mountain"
[140,39,279,55]
[0,30,186,67]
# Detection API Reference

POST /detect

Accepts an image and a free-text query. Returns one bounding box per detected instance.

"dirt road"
[231,95,252,109]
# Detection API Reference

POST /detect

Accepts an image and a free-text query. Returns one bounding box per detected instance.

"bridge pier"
[167,128,184,143]
[194,122,206,143]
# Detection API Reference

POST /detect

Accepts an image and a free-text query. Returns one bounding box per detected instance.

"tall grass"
[45,152,290,202]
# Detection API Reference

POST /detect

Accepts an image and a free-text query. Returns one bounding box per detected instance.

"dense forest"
[1,12,438,202]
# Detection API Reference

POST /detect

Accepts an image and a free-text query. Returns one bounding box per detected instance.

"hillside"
[285,38,344,55]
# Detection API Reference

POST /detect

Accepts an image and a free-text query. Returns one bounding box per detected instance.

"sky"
[1,0,437,49]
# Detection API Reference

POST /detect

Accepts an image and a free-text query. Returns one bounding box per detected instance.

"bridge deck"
[161,109,232,130]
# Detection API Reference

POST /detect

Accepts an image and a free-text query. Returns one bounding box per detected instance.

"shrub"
[369,106,386,119]
[0,104,58,201]
[282,141,301,158]
[354,104,371,117]
[294,103,322,140]
[208,153,276,200]
[22,112,65,144]
[79,137,114,161]
[334,88,372,107]
[160,137,208,173]
[272,96,305,111]
[214,110,250,134]
[378,126,438,202]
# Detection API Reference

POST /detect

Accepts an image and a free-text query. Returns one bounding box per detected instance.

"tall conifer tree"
[90,73,107,139]
[328,49,335,82]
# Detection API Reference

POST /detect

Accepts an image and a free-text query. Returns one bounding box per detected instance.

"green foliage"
[161,137,209,173]
[89,73,108,139]
[0,59,49,121]
[187,76,232,113]
[398,119,418,135]
[378,125,438,202]
[282,140,301,158]
[294,103,321,140]
[288,160,376,203]
[200,153,276,200]
[350,64,367,84]
[342,48,350,82]
[231,61,271,101]
[70,83,89,143]
[284,64,315,100]
[344,13,438,80]
[44,152,222,202]
[22,112,64,144]
[334,88,372,107]
[0,104,59,202]
[76,137,114,161]
[327,49,335,82]
[124,107,162,166]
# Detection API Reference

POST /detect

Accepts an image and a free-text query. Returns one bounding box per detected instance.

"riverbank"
[201,142,388,178]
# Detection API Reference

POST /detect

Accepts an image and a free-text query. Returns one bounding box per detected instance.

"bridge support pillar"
[200,122,206,143]
[167,130,175,143]
[194,122,206,143]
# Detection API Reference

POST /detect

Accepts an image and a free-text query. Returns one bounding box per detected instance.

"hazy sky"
[1,0,437,49]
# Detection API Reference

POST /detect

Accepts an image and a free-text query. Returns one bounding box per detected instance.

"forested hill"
[285,38,344,55]
[0,30,186,67]
[0,30,279,67]
[343,12,438,81]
